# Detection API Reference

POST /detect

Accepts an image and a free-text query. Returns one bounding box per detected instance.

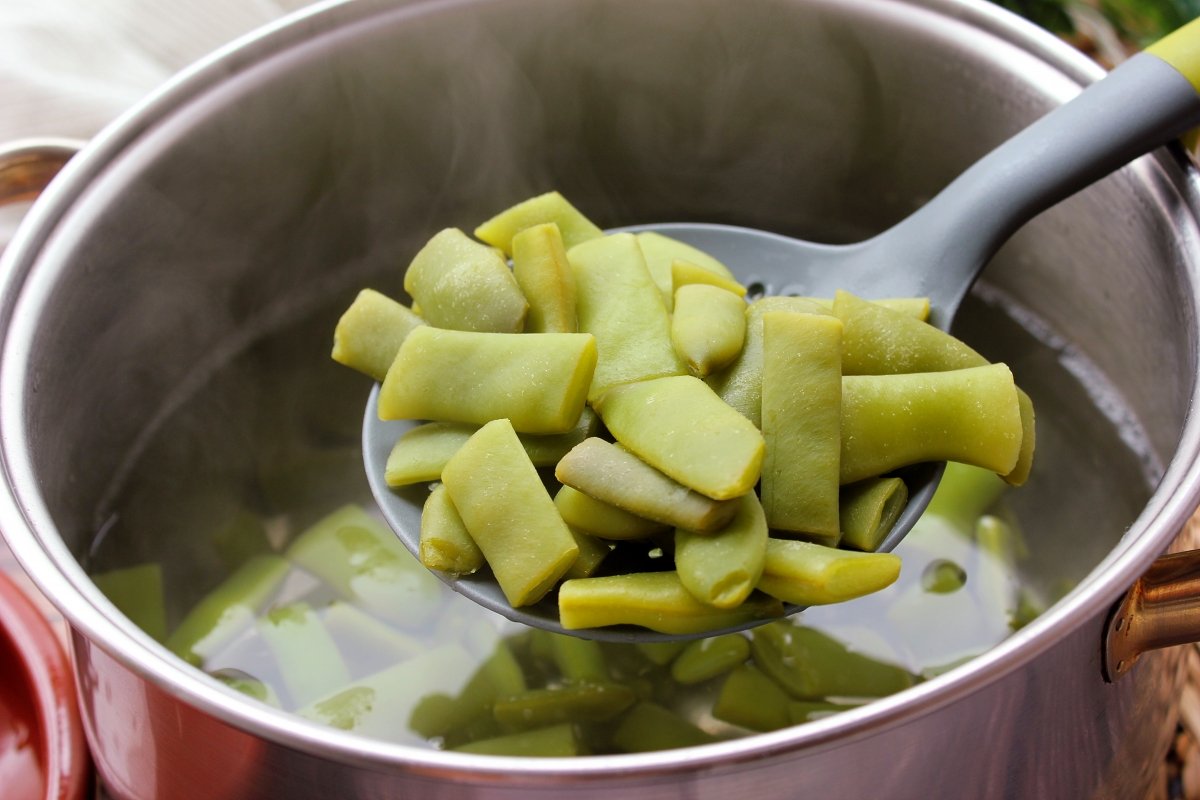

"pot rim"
[3,0,1200,780]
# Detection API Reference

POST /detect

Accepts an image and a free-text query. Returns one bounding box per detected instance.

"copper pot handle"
[0,138,85,206]
[1103,548,1200,681]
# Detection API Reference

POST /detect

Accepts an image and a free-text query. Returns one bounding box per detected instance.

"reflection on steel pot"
[3,0,1200,797]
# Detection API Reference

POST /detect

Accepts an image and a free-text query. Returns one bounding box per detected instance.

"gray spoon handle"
[870,52,1200,328]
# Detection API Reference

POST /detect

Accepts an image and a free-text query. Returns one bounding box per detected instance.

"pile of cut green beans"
[91,462,1049,756]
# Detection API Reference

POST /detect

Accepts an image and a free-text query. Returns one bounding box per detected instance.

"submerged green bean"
[93,562,168,643]
[751,623,917,700]
[257,601,351,709]
[712,664,791,732]
[670,635,751,685]
[493,683,635,730]
[611,702,716,752]
[453,723,583,757]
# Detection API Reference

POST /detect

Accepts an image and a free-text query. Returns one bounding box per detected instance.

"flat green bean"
[750,623,916,700]
[331,288,425,381]
[674,493,768,609]
[558,571,783,634]
[756,539,900,606]
[475,191,604,254]
[554,484,667,540]
[493,683,635,730]
[839,477,908,552]
[712,664,791,732]
[419,484,484,575]
[166,554,289,667]
[286,505,442,630]
[670,634,750,685]
[320,601,423,676]
[453,723,583,757]
[408,642,526,739]
[924,461,1007,535]
[402,228,527,333]
[257,601,351,709]
[760,311,842,537]
[511,222,577,334]
[611,702,716,752]
[547,633,609,684]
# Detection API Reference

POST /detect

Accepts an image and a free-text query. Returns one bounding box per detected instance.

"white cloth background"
[0,0,319,141]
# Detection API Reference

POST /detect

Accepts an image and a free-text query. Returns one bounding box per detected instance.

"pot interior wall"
[9,0,1197,670]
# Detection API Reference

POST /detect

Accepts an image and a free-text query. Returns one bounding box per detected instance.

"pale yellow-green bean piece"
[379,326,596,434]
[474,191,604,255]
[760,311,842,537]
[675,493,768,610]
[419,484,484,575]
[637,231,737,310]
[558,571,783,634]
[554,485,668,540]
[569,233,685,401]
[839,477,909,552]
[331,288,425,382]
[706,296,831,427]
[555,438,738,533]
[402,228,527,332]
[671,284,747,377]
[595,375,764,501]
[441,419,579,607]
[755,539,901,606]
[564,526,613,580]
[670,259,747,297]
[511,222,577,333]
[840,364,1023,483]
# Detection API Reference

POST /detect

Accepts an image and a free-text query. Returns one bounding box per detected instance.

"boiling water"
[81,283,1155,752]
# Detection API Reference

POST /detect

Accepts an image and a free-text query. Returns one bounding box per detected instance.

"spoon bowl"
[364,24,1200,641]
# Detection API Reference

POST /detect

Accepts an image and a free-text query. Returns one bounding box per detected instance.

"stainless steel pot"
[4,0,1200,797]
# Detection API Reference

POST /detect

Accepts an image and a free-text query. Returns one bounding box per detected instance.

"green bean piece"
[595,375,765,501]
[475,191,604,255]
[211,669,281,707]
[760,311,842,537]
[402,228,527,333]
[558,571,783,634]
[301,644,475,741]
[706,296,831,428]
[839,477,909,552]
[830,291,1035,485]
[257,601,352,709]
[409,641,528,739]
[442,419,579,607]
[756,539,901,606]
[385,410,598,487]
[751,623,917,699]
[832,290,985,375]
[670,259,747,297]
[787,700,862,724]
[286,505,442,630]
[92,562,168,643]
[637,231,737,310]
[512,222,577,334]
[331,288,425,381]
[805,296,930,321]
[670,284,747,377]
[453,723,583,757]
[570,233,686,401]
[712,664,792,732]
[554,485,667,540]
[167,554,290,667]
[564,526,613,580]
[675,493,768,609]
[634,641,688,667]
[379,326,597,434]
[611,702,716,752]
[840,365,1023,483]
[419,484,484,575]
[209,508,273,573]
[921,559,967,594]
[1010,588,1046,631]
[320,601,423,676]
[555,438,738,533]
[493,683,636,730]
[924,461,1007,535]
[670,634,751,685]
[547,633,609,683]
